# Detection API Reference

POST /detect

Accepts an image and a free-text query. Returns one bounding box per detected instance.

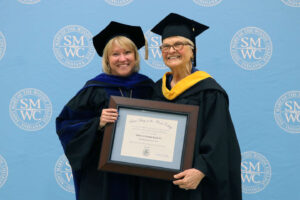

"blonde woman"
[56,21,153,200]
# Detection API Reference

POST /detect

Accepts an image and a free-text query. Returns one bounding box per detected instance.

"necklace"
[119,88,132,98]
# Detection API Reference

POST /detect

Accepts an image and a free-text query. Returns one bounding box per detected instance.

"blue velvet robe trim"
[55,72,153,199]
[56,72,153,148]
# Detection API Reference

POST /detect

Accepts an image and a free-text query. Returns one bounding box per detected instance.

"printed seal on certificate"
[98,96,199,180]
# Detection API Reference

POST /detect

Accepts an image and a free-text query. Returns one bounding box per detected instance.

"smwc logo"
[193,0,223,7]
[53,25,95,68]
[0,154,8,189]
[274,91,300,133]
[105,0,133,6]
[9,88,52,131]
[230,27,272,70]
[55,154,74,193]
[140,30,167,70]
[241,151,271,194]
[281,0,300,7]
[18,0,40,4]
[0,32,6,60]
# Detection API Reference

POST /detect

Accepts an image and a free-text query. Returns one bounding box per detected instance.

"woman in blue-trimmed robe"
[56,21,153,200]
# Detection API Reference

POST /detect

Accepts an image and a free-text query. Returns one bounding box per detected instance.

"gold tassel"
[144,35,148,60]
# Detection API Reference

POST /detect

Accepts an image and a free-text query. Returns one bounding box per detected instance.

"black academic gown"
[138,76,242,200]
[56,73,154,200]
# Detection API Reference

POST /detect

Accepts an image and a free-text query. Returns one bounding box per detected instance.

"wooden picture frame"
[98,96,199,180]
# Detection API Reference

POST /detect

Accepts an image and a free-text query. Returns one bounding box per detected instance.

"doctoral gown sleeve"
[193,90,241,200]
[56,87,107,170]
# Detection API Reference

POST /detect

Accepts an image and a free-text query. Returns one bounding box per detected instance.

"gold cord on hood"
[162,71,212,100]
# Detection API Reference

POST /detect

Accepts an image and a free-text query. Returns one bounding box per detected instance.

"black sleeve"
[56,87,108,170]
[193,91,242,200]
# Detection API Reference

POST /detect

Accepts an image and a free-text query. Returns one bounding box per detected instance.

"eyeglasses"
[159,42,193,53]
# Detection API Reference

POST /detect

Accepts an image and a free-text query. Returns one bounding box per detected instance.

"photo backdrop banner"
[0,0,299,199]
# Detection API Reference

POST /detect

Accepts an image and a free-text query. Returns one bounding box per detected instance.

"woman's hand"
[99,108,118,129]
[173,168,205,190]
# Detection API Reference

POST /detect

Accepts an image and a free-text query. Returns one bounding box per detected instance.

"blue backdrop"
[1,0,300,199]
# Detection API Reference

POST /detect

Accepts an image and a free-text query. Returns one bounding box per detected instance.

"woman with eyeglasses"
[138,13,242,200]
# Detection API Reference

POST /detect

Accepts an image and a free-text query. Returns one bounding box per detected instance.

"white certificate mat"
[110,107,187,170]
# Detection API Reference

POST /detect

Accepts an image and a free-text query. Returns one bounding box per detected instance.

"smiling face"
[101,36,140,76]
[108,41,136,77]
[161,36,194,71]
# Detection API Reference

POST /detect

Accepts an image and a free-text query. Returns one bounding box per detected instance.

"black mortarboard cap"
[93,21,145,57]
[151,13,209,66]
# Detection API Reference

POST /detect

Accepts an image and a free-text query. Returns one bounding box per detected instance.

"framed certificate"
[98,96,199,180]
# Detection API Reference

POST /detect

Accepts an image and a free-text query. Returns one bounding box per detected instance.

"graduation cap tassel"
[144,35,148,60]
[193,47,196,67]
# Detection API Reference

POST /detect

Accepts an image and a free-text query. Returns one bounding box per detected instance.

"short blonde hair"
[182,36,195,59]
[102,36,140,74]
[180,37,195,69]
